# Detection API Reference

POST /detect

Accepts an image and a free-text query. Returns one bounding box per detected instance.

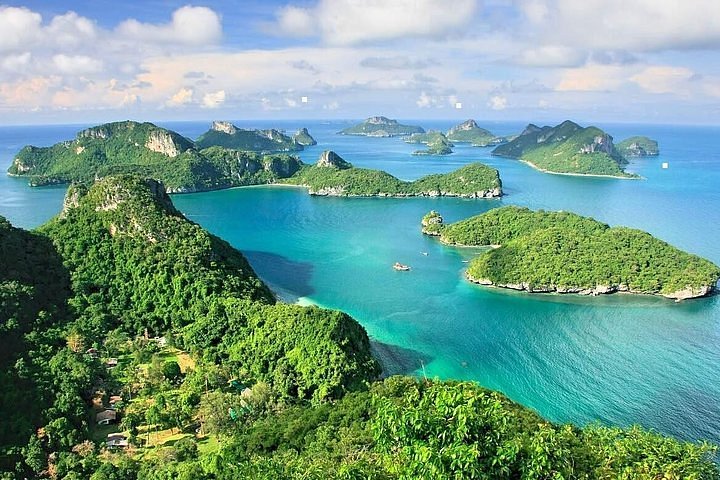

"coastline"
[491,153,640,179]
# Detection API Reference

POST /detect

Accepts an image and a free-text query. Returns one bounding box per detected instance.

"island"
[7,121,304,193]
[292,127,317,146]
[1,176,717,479]
[338,116,425,137]
[446,119,506,146]
[285,150,502,197]
[491,120,638,178]
[195,120,305,152]
[422,206,720,300]
[616,136,660,156]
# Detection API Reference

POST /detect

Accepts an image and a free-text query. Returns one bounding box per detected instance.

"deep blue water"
[1,119,719,447]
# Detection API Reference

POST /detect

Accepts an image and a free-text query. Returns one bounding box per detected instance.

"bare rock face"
[316,150,352,169]
[579,134,614,155]
[77,126,110,140]
[211,121,237,135]
[60,183,88,218]
[664,285,714,301]
[145,130,181,158]
[448,119,479,134]
[366,116,397,125]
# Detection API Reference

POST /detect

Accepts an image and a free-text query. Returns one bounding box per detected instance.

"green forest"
[0,176,718,478]
[423,206,720,299]
[288,160,502,197]
[491,121,637,177]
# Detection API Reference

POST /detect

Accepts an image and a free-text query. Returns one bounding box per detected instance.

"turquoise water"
[1,120,719,447]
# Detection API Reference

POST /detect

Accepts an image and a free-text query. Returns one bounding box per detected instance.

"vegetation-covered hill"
[617,136,660,156]
[7,121,305,192]
[446,119,505,146]
[491,120,637,177]
[423,206,720,300]
[0,179,718,478]
[287,151,502,197]
[195,121,304,152]
[338,116,424,137]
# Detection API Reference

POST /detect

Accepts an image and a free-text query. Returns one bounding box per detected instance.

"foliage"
[339,117,424,137]
[446,120,503,146]
[8,121,304,192]
[195,126,302,152]
[426,206,720,297]
[404,131,452,145]
[288,162,501,197]
[616,136,660,156]
[492,120,637,177]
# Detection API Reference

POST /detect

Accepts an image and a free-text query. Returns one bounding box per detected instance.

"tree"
[162,361,182,383]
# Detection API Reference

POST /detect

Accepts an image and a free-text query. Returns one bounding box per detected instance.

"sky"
[1,0,719,125]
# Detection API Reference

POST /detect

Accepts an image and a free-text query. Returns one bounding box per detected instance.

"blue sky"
[0,0,719,125]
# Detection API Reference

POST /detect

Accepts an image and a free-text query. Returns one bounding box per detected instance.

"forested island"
[338,116,424,137]
[7,121,307,193]
[285,150,502,197]
[616,136,660,156]
[491,120,638,178]
[446,119,506,146]
[1,175,717,479]
[422,206,720,300]
[195,121,313,152]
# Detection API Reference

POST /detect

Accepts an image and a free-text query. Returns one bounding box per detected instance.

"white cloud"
[46,12,98,49]
[488,95,507,110]
[275,6,315,37]
[0,6,41,52]
[275,0,478,45]
[517,0,720,53]
[630,66,695,94]
[416,91,434,108]
[202,90,226,108]
[52,54,103,75]
[116,6,222,46]
[167,87,194,106]
[556,65,629,92]
[515,46,586,68]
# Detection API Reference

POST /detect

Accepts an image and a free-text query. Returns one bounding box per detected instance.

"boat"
[393,262,411,271]
[421,252,428,256]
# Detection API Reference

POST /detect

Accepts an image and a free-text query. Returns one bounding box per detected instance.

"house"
[106,433,128,448]
[151,336,167,348]
[96,409,117,425]
[85,348,99,358]
[105,358,118,368]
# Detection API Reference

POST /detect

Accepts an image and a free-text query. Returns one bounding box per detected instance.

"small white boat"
[393,262,411,271]
[421,252,428,256]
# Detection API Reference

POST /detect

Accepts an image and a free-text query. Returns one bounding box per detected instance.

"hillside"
[1,180,718,478]
[7,121,304,192]
[339,116,424,137]
[491,120,637,177]
[422,206,720,300]
[617,136,660,156]
[446,119,505,146]
[195,121,304,152]
[287,151,501,197]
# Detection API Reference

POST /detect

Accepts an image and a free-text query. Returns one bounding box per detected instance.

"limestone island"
[195,120,314,152]
[7,121,306,193]
[446,119,507,146]
[339,116,424,137]
[616,136,659,157]
[421,206,720,300]
[491,120,638,178]
[293,127,317,146]
[285,150,502,198]
[409,133,454,156]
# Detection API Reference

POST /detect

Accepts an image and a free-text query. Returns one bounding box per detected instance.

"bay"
[1,119,718,446]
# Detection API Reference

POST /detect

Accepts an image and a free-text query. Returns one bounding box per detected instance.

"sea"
[1,119,719,447]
